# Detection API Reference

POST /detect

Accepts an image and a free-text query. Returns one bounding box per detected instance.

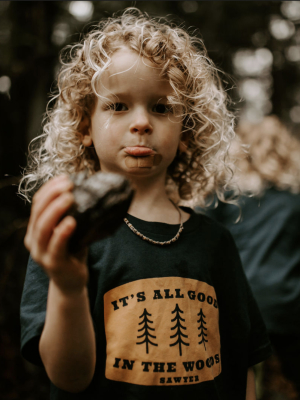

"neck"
[128,175,172,222]
[127,174,189,224]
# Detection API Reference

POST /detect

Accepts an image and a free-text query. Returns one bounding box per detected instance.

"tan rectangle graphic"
[104,277,221,386]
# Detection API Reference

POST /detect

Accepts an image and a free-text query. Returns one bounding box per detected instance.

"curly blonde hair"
[19,7,237,206]
[233,115,300,194]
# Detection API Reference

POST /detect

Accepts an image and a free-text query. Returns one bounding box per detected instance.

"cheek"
[92,125,120,157]
[162,126,181,151]
[162,138,179,154]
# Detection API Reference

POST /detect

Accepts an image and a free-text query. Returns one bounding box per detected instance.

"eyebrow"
[102,92,170,102]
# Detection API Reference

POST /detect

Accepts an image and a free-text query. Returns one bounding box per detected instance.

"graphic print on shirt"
[104,277,221,386]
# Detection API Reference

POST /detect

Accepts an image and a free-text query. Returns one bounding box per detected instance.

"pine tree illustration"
[197,308,208,349]
[136,308,158,354]
[169,303,189,356]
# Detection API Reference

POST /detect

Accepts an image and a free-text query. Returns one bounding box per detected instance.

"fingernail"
[65,216,76,228]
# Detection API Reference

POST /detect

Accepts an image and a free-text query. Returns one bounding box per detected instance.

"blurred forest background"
[1,1,300,399]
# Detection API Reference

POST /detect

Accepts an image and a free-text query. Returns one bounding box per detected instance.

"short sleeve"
[228,231,273,366]
[212,226,273,368]
[20,256,49,366]
[245,279,273,366]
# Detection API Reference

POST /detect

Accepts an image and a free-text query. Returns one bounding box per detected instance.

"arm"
[246,368,256,400]
[39,282,96,393]
[24,175,96,393]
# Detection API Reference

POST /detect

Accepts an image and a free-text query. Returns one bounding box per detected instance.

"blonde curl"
[19,7,237,207]
[233,116,300,195]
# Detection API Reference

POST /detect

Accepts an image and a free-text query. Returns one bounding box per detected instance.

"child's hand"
[24,175,89,295]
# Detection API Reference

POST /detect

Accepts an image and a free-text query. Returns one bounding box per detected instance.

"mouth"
[124,146,155,157]
[124,146,162,168]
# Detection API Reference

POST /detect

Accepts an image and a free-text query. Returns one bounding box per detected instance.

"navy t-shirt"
[20,208,272,399]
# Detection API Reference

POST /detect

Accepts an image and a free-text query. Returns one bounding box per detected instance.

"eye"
[153,103,172,114]
[108,103,128,112]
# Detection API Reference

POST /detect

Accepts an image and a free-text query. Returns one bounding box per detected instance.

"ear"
[79,118,93,147]
[82,134,93,147]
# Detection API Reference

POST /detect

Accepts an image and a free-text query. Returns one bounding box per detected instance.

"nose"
[129,108,153,135]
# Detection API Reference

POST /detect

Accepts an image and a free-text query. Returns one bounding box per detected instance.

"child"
[20,8,272,400]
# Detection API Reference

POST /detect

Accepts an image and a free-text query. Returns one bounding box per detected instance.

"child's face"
[84,47,183,180]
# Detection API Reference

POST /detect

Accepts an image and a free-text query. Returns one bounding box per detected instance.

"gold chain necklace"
[123,203,183,246]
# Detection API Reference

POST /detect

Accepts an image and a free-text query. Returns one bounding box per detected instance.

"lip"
[124,146,155,156]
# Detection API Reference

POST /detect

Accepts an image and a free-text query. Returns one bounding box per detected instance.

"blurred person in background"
[202,116,300,398]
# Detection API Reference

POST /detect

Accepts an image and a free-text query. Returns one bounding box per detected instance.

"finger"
[46,216,89,293]
[27,175,69,242]
[47,216,77,262]
[30,192,74,258]
[26,175,73,246]
[32,174,70,207]
[31,175,73,222]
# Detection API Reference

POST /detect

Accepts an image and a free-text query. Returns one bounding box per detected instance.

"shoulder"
[195,199,240,226]
[193,210,245,281]
[193,207,236,244]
